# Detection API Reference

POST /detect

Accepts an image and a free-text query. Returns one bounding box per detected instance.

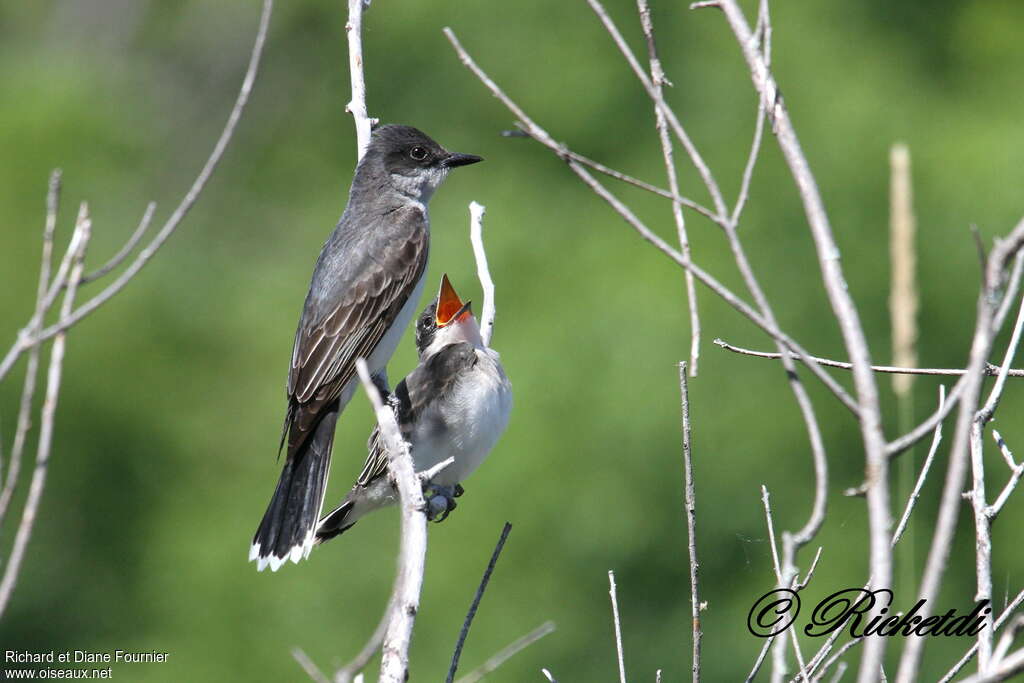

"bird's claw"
[424,484,459,522]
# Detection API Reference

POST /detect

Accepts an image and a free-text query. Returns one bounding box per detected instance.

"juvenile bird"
[315,274,512,542]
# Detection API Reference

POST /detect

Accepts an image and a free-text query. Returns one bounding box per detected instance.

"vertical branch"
[354,358,429,683]
[637,0,701,377]
[0,171,61,526]
[468,202,496,346]
[713,4,891,679]
[677,362,702,682]
[608,570,627,683]
[0,204,90,619]
[345,0,375,160]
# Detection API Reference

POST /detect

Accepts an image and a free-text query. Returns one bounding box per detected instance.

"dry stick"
[715,340,1024,378]
[970,290,1024,671]
[760,487,809,683]
[585,0,727,219]
[0,172,61,526]
[889,144,919,397]
[79,202,156,285]
[988,432,1024,520]
[510,139,720,226]
[594,3,829,587]
[345,0,374,160]
[747,636,776,683]
[890,386,945,547]
[351,358,430,683]
[292,648,331,683]
[677,363,702,683]
[446,522,513,683]
[468,202,496,346]
[638,0,701,377]
[958,646,1024,683]
[0,206,90,619]
[455,621,556,683]
[731,0,771,228]
[541,668,557,682]
[940,589,1024,683]
[443,28,859,418]
[332,598,394,683]
[711,3,892,679]
[0,0,273,384]
[608,571,627,683]
[896,218,1024,683]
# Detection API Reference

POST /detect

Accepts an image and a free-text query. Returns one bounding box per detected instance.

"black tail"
[314,499,358,545]
[250,404,339,571]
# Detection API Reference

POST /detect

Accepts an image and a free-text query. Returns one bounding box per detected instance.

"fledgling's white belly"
[412,349,512,486]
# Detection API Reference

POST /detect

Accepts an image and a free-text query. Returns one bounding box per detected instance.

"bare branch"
[0,171,61,526]
[443,27,862,417]
[468,202,496,347]
[639,0,701,376]
[353,358,429,683]
[586,0,728,218]
[0,203,90,619]
[455,621,556,683]
[292,648,331,683]
[345,0,375,159]
[889,144,918,398]
[447,522,513,683]
[608,570,627,683]
[79,202,156,285]
[890,385,945,547]
[715,339,1024,378]
[677,362,702,682]
[730,0,771,227]
[0,0,274,382]
[333,597,394,683]
[939,588,1024,683]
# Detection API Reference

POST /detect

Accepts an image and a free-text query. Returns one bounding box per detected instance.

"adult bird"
[251,126,482,571]
[315,274,512,543]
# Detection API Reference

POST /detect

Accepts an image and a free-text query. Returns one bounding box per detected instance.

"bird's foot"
[424,483,460,523]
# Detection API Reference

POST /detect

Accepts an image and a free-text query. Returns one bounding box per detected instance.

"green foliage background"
[2,0,1024,680]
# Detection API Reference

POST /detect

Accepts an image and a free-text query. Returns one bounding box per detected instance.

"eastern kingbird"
[315,275,512,542]
[251,126,482,571]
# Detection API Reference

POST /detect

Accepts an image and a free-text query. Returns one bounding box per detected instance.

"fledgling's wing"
[283,205,429,455]
[356,341,478,486]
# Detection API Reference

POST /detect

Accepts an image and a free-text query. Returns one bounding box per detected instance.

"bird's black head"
[361,125,483,201]
[415,299,439,356]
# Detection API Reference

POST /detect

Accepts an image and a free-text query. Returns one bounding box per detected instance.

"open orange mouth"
[436,274,472,327]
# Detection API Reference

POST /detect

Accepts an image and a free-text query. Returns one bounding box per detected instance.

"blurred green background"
[2,0,1024,680]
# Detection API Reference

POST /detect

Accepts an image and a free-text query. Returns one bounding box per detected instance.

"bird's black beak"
[441,153,484,168]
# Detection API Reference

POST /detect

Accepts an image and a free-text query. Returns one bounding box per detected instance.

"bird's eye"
[409,146,428,161]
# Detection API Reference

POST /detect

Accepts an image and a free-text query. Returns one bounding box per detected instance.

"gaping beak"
[436,274,473,327]
[441,152,484,168]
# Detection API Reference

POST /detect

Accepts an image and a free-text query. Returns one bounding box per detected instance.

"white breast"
[412,348,512,486]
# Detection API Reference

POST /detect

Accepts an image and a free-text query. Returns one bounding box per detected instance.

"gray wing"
[356,342,478,486]
[284,206,429,456]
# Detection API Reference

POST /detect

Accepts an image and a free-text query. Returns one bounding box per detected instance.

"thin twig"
[896,217,1024,683]
[639,0,701,376]
[0,204,90,619]
[586,0,728,218]
[939,588,1024,683]
[677,362,702,682]
[730,0,770,228]
[714,4,892,677]
[746,636,775,683]
[715,339,1024,378]
[79,202,156,285]
[0,171,61,526]
[0,0,274,383]
[608,571,627,683]
[333,596,395,683]
[455,621,556,683]
[443,27,862,417]
[447,522,513,683]
[292,648,331,683]
[468,202,496,347]
[345,0,374,159]
[890,385,945,547]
